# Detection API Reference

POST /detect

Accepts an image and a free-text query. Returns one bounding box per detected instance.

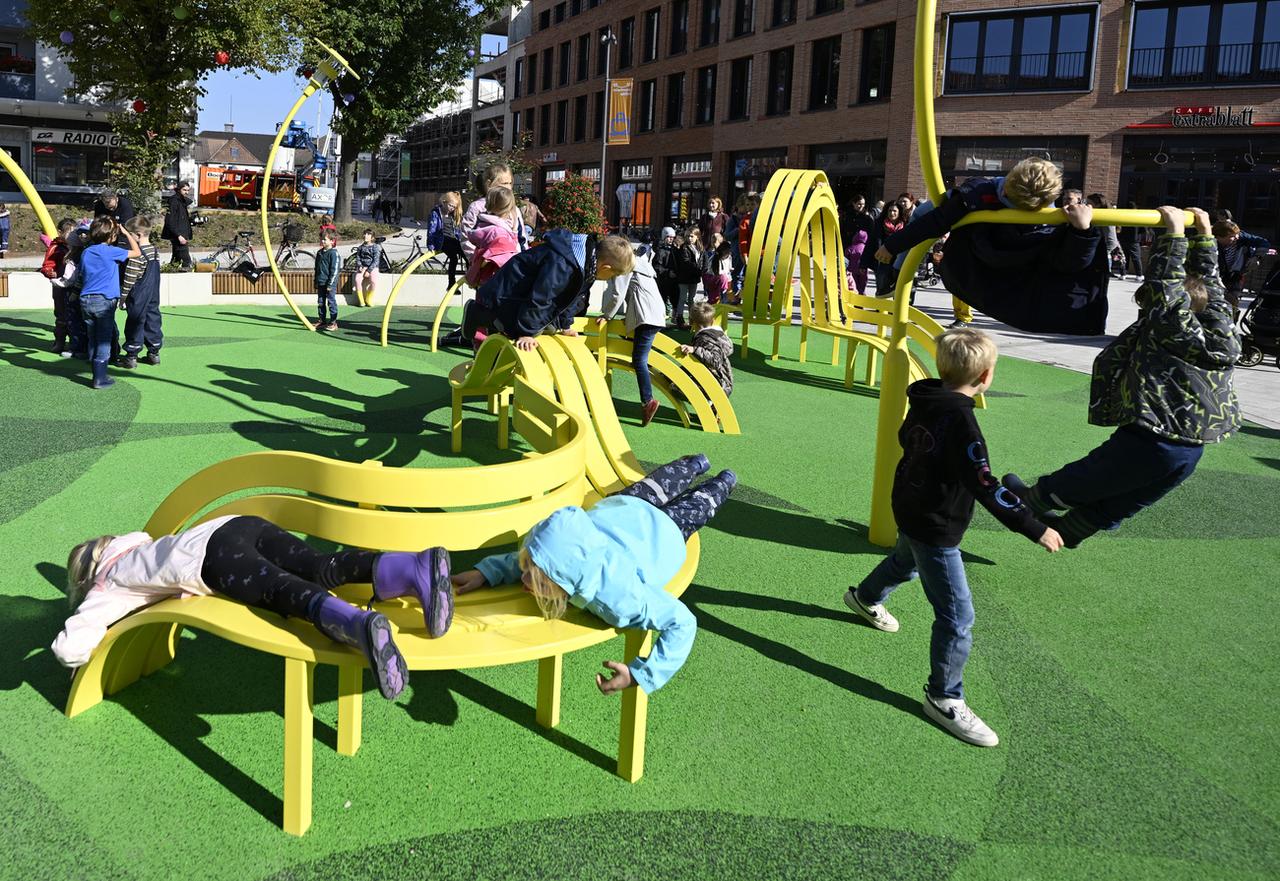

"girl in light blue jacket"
[451,456,736,694]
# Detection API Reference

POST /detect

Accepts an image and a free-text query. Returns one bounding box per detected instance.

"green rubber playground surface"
[1,305,1277,880]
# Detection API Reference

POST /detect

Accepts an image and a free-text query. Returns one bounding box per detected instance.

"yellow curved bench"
[66,374,700,836]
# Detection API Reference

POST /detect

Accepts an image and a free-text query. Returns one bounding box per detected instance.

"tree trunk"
[334,151,356,224]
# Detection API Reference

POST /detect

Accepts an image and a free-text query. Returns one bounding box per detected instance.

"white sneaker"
[922,690,999,747]
[843,589,900,632]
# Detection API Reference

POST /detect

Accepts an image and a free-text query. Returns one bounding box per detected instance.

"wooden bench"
[65,373,699,836]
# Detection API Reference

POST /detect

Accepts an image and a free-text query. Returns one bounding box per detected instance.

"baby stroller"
[1239,264,1280,369]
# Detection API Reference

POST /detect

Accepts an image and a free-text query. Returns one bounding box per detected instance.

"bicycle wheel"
[289,249,316,270]
[214,246,248,271]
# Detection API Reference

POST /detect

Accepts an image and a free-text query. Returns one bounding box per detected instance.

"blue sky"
[198,68,330,137]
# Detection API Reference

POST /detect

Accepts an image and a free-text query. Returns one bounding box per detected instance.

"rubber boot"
[313,596,407,699]
[373,548,453,638]
[91,360,115,389]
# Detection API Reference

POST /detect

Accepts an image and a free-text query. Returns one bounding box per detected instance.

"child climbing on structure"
[1004,206,1240,548]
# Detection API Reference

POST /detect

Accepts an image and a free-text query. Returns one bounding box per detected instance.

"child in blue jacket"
[450,456,737,693]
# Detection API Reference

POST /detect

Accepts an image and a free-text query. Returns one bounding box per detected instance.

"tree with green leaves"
[27,2,296,214]
[305,0,508,222]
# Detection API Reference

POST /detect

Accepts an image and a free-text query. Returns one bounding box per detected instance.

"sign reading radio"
[31,128,124,148]
[1171,106,1255,127]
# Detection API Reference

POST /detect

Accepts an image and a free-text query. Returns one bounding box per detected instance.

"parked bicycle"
[207,230,258,271]
[274,221,315,270]
[386,228,444,272]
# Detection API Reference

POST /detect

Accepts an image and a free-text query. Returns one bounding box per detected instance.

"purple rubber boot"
[373,547,454,638]
[313,596,407,700]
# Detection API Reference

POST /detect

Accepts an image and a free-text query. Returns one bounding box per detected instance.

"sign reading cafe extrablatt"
[1170,106,1255,128]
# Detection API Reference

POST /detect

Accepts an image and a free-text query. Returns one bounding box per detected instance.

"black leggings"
[443,237,464,288]
[618,457,735,540]
[200,516,377,621]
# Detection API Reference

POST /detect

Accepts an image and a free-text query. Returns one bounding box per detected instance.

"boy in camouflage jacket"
[1006,206,1240,547]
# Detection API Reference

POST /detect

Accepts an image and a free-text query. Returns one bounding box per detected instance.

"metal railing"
[944,51,1089,93]
[1129,41,1280,87]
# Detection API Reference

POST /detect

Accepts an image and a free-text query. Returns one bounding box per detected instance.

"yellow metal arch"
[378,248,440,346]
[0,147,56,239]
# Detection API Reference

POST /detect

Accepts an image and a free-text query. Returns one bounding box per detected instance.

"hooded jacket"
[477,228,587,338]
[475,496,694,693]
[687,326,734,396]
[601,252,667,332]
[893,379,1046,548]
[466,216,522,287]
[1089,234,1241,444]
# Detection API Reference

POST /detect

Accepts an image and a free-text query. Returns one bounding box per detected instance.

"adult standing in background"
[1117,201,1144,280]
[161,181,194,270]
[1086,193,1123,277]
[1213,219,1271,315]
[93,188,136,226]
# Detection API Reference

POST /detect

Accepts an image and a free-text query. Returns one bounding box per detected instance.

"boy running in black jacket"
[844,327,1062,747]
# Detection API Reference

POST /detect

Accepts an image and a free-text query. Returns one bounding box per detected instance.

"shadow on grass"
[710,500,878,553]
[402,668,616,774]
[731,350,883,398]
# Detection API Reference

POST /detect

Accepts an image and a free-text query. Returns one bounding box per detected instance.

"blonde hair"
[443,191,462,223]
[936,326,998,387]
[1184,276,1209,313]
[485,185,516,218]
[1212,220,1240,238]
[518,547,568,619]
[596,235,636,275]
[66,535,117,610]
[690,302,717,329]
[1002,157,1063,211]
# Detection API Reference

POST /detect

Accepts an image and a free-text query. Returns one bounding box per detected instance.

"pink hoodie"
[466,214,521,287]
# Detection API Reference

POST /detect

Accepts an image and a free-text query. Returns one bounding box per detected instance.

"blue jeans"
[856,532,973,700]
[80,294,119,364]
[1038,425,1204,532]
[317,287,338,323]
[631,324,661,404]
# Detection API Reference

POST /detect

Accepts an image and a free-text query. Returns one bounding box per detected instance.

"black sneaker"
[143,351,160,365]
[119,354,138,370]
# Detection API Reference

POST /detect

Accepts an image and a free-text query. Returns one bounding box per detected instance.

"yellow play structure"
[66,364,702,836]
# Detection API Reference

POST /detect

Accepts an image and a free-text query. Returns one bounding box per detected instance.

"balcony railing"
[1129,41,1280,87]
[0,71,34,99]
[944,51,1089,94]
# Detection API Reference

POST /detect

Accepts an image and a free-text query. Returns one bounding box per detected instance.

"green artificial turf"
[0,305,1277,880]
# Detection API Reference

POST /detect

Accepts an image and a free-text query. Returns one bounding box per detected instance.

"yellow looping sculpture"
[260,41,358,332]
[377,248,440,346]
[0,146,56,239]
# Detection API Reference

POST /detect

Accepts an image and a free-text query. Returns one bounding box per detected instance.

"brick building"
[510,0,1280,243]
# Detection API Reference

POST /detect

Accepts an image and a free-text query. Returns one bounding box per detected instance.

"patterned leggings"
[618,455,736,539]
[200,516,378,620]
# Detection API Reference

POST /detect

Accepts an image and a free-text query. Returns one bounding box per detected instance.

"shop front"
[615,160,653,233]
[811,140,887,207]
[667,155,712,226]
[540,164,566,199]
[938,136,1086,194]
[29,126,119,195]
[729,148,788,204]
[574,163,600,197]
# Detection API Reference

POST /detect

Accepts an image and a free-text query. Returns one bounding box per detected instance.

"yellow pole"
[0,147,56,239]
[259,42,359,331]
[379,249,440,347]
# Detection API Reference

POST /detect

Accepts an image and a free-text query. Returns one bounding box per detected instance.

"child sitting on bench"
[450,456,737,695]
[53,516,455,701]
[1005,206,1241,548]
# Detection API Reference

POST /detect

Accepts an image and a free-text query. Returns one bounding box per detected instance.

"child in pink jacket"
[465,186,523,287]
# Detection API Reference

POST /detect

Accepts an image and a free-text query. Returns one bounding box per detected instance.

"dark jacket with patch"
[477,228,585,338]
[893,379,1046,548]
[1089,234,1241,445]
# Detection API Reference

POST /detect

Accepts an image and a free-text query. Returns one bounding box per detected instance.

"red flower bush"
[543,173,608,236]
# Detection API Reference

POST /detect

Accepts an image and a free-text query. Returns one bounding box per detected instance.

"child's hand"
[450,569,488,593]
[559,327,579,337]
[595,660,635,695]
[1156,205,1185,235]
[874,245,893,263]
[515,336,539,350]
[1187,207,1212,236]
[1038,528,1064,553]
[1063,203,1092,230]
[678,344,694,355]
[596,317,608,326]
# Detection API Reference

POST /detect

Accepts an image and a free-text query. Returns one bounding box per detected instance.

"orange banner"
[607,79,632,146]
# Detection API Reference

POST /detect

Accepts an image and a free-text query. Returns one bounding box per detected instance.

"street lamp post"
[600,28,616,225]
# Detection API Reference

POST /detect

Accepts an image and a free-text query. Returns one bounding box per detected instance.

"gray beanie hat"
[660,226,676,239]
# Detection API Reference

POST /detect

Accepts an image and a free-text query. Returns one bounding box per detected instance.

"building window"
[809,36,840,109]
[638,78,658,131]
[814,0,841,15]
[539,9,551,30]
[620,17,636,68]
[594,89,606,137]
[598,27,611,75]
[539,104,551,146]
[559,41,571,86]
[577,35,590,81]
[511,109,522,141]
[574,94,589,140]
[671,0,689,54]
[666,72,686,127]
[527,55,537,94]
[571,0,582,15]
[701,0,721,45]
[555,2,567,23]
[556,99,568,143]
[733,0,754,36]
[541,48,553,90]
[1130,1,1280,88]
[858,23,894,102]
[728,56,752,119]
[525,108,535,139]
[766,47,793,115]
[514,57,524,98]
[694,64,717,124]
[945,5,1096,94]
[643,8,661,62]
[771,0,795,27]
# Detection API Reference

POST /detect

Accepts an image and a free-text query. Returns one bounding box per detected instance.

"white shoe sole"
[922,697,999,747]
[843,589,899,633]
